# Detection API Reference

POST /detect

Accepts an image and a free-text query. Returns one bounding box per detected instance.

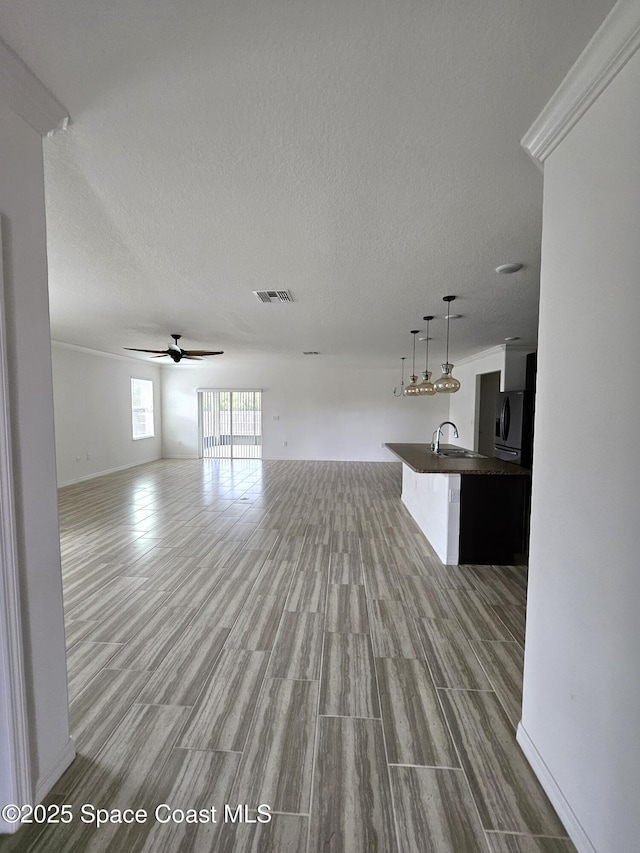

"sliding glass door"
[198,390,262,459]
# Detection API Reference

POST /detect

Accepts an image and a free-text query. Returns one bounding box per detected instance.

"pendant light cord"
[424,317,431,370]
[412,332,416,375]
[394,357,406,397]
[442,296,455,364]
[445,308,450,364]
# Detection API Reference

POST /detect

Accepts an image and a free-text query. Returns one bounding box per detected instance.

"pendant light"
[403,331,421,396]
[393,357,407,397]
[434,295,461,394]
[417,316,436,396]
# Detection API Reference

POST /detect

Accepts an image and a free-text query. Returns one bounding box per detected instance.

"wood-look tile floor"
[0,459,576,853]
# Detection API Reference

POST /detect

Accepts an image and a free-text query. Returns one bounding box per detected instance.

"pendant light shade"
[434,296,461,394]
[404,330,421,396]
[393,357,407,397]
[433,363,460,393]
[417,315,436,396]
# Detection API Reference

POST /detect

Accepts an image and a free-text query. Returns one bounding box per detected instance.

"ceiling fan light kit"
[124,333,224,364]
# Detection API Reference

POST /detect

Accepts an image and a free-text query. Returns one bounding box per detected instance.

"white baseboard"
[34,737,76,803]
[0,815,20,834]
[516,723,596,853]
[162,454,199,460]
[57,457,161,487]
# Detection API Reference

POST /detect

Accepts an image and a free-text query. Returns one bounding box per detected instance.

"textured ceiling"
[0,0,615,367]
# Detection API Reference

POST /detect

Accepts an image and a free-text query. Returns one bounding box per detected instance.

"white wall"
[503,345,535,391]
[521,35,640,853]
[161,358,451,461]
[0,99,72,813]
[447,347,505,450]
[446,345,535,452]
[51,344,162,486]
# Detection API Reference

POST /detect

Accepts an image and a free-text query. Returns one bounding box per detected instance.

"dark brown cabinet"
[459,474,530,565]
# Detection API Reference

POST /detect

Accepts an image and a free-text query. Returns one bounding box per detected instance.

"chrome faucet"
[431,421,459,453]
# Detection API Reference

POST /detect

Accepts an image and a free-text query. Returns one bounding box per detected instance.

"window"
[131,378,154,440]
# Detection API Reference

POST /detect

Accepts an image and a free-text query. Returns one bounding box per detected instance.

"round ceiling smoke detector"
[495,263,523,274]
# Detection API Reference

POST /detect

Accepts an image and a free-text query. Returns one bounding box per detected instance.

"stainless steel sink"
[435,449,486,459]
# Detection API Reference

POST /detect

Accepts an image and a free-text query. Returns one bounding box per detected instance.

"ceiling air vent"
[252,290,293,303]
[303,351,320,355]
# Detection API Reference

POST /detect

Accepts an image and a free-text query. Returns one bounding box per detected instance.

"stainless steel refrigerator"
[494,390,534,467]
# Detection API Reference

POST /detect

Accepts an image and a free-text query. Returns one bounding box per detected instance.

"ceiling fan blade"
[184,350,224,356]
[181,355,203,360]
[123,347,168,354]
[150,354,169,358]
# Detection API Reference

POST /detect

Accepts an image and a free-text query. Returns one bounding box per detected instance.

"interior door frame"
[197,388,263,460]
[0,225,33,830]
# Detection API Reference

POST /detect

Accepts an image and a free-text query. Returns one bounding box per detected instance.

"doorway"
[477,371,500,457]
[198,390,262,459]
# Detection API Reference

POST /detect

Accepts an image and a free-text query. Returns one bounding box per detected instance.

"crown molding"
[454,344,505,367]
[0,37,69,136]
[51,339,226,368]
[51,339,200,368]
[503,342,536,354]
[51,340,154,364]
[522,0,640,167]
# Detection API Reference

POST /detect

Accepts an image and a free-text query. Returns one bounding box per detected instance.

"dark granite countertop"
[385,443,530,475]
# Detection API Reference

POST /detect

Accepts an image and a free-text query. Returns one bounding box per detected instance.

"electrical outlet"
[75,455,81,462]
[283,441,288,447]
[272,415,280,421]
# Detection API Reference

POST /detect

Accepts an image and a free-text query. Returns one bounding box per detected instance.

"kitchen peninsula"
[385,443,530,565]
